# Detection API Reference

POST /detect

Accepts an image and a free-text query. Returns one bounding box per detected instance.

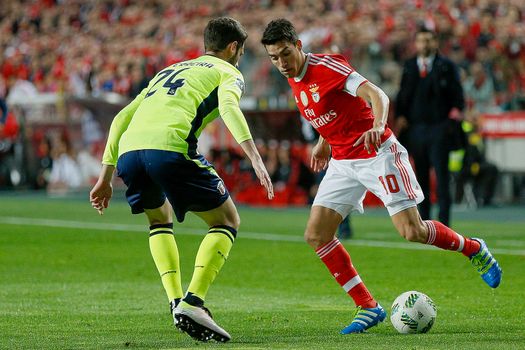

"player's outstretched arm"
[239,139,274,199]
[89,164,115,215]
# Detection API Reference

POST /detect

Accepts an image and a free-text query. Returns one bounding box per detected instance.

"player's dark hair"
[261,18,299,46]
[204,17,248,51]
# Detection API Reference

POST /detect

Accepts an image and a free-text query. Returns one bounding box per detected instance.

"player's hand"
[353,125,385,154]
[310,140,331,173]
[89,180,113,215]
[252,159,274,200]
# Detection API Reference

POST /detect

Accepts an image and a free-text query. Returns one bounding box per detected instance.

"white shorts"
[313,135,424,217]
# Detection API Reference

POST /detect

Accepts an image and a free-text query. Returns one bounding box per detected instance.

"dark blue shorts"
[116,150,229,222]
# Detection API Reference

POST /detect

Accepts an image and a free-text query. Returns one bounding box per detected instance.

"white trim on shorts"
[312,135,424,217]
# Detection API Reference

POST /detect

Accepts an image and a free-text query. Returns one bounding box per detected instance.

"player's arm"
[101,88,147,166]
[353,81,390,153]
[90,88,147,214]
[218,76,274,199]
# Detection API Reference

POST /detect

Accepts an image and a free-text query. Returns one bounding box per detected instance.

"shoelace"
[353,306,363,319]
[471,249,491,274]
[352,306,377,323]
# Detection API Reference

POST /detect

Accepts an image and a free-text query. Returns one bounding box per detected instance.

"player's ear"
[296,40,303,51]
[227,41,238,55]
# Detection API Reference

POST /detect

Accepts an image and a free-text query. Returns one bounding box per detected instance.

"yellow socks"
[149,223,183,301]
[185,225,237,303]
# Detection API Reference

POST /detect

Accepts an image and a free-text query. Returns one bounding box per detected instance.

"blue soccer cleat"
[470,238,502,288]
[340,304,386,334]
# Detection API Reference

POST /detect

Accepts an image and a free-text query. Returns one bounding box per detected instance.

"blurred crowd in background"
[0,0,524,205]
[1,0,524,108]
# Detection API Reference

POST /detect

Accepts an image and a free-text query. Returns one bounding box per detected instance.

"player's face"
[415,32,436,57]
[265,40,305,78]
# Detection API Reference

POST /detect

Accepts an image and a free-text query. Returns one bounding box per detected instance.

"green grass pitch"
[1,194,524,349]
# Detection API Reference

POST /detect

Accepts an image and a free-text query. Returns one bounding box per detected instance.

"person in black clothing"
[0,97,7,125]
[455,121,499,207]
[395,28,465,226]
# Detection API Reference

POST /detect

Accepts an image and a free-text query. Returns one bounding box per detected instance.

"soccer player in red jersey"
[261,19,502,334]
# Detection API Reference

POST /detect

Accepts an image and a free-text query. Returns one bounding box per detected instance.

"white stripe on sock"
[342,275,362,292]
[316,239,340,258]
[456,233,465,252]
[425,221,436,245]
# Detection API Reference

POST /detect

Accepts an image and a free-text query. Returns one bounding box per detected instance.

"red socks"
[424,220,480,257]
[316,238,376,308]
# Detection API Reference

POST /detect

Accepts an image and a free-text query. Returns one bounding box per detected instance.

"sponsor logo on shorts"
[217,180,226,195]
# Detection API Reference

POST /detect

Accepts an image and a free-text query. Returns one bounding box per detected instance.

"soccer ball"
[390,291,437,334]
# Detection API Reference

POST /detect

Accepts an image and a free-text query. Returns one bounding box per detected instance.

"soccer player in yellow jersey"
[89,17,274,342]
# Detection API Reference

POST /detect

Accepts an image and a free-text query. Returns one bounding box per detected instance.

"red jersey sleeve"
[315,54,355,90]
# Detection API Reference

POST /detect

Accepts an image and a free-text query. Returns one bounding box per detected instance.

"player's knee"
[398,222,427,243]
[304,230,328,249]
[223,211,240,231]
[231,213,241,230]
[304,230,318,248]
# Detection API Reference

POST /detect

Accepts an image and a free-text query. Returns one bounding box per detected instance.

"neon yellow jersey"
[102,55,252,165]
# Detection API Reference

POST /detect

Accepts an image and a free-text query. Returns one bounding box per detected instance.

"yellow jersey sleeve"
[218,73,252,144]
[102,88,147,165]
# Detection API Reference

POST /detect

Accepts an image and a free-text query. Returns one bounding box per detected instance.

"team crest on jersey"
[217,180,226,195]
[300,91,308,106]
[234,78,245,95]
[309,84,320,103]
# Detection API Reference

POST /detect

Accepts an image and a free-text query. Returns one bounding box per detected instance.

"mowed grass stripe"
[1,216,524,256]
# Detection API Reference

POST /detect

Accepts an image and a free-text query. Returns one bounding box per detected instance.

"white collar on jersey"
[294,53,312,82]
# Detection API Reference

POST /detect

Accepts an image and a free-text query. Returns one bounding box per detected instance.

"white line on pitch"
[0,216,524,256]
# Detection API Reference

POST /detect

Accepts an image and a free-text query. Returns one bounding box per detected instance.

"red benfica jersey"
[289,53,392,159]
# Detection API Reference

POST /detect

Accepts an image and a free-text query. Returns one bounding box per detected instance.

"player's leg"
[363,136,501,288]
[308,160,386,334]
[306,205,386,334]
[390,206,502,288]
[185,197,239,307]
[306,206,376,308]
[337,215,353,240]
[174,198,238,342]
[144,200,183,313]
[390,205,477,251]
[116,150,184,319]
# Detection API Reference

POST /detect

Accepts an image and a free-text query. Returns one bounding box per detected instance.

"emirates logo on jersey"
[309,109,338,129]
[309,84,320,103]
